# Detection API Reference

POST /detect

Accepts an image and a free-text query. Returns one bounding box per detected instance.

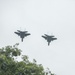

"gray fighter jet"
[42,34,57,46]
[14,30,31,42]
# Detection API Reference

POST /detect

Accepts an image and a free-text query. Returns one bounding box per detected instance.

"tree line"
[0,43,55,75]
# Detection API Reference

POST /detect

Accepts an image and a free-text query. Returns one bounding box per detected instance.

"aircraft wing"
[24,31,28,33]
[42,35,47,40]
[14,32,20,36]
[44,34,54,37]
[44,34,48,37]
[52,38,57,41]
[24,33,30,37]
[17,30,28,33]
[17,30,22,33]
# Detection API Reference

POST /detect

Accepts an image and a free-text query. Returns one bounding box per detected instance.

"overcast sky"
[0,0,75,75]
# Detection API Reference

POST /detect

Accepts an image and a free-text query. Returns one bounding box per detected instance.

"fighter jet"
[42,34,57,46]
[14,30,31,42]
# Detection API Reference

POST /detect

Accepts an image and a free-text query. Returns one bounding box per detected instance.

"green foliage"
[0,43,55,75]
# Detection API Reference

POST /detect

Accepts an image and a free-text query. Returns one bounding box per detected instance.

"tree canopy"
[0,43,55,75]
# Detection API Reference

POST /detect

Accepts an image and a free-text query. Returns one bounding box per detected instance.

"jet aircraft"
[42,34,57,46]
[14,30,31,42]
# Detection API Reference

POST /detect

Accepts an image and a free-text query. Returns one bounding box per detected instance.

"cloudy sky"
[0,0,75,75]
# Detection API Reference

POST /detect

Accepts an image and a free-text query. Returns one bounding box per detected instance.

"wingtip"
[55,38,57,40]
[14,32,16,33]
[28,33,31,36]
[41,35,44,38]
